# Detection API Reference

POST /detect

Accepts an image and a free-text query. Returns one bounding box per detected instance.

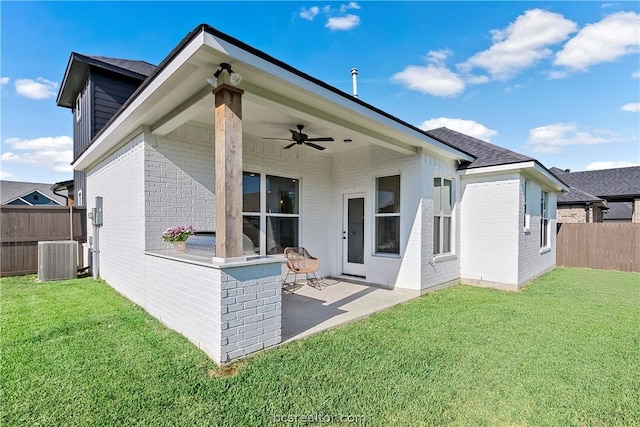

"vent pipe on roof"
[351,68,358,98]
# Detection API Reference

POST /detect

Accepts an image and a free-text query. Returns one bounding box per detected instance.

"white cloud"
[325,14,360,30]
[465,75,490,84]
[392,49,466,97]
[586,161,640,170]
[14,77,58,99]
[5,136,72,150]
[554,11,640,71]
[419,117,498,141]
[340,1,360,13]
[547,70,569,79]
[621,102,640,112]
[0,77,9,87]
[633,71,640,78]
[426,49,452,66]
[2,136,73,173]
[299,6,319,21]
[392,65,465,97]
[460,9,577,80]
[525,123,621,153]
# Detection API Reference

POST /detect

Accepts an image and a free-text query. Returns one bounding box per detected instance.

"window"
[375,175,400,254]
[242,172,299,255]
[75,94,82,122]
[523,179,530,230]
[434,178,453,255]
[242,172,260,254]
[540,190,550,248]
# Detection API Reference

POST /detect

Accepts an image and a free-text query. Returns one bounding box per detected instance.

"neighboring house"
[1,181,66,206]
[57,24,567,363]
[551,167,640,223]
[56,53,157,206]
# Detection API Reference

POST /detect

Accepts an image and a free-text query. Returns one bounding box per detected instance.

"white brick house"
[58,24,567,363]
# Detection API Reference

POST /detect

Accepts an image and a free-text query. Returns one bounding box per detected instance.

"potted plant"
[162,225,194,253]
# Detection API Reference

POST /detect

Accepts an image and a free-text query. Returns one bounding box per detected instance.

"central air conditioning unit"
[38,241,78,282]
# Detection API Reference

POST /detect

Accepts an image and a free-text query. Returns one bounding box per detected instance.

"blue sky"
[1,1,639,184]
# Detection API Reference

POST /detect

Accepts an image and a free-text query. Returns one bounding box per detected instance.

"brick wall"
[145,255,283,363]
[86,133,146,302]
[517,177,556,286]
[332,145,425,289]
[144,125,215,250]
[460,173,520,286]
[219,262,282,362]
[557,204,604,223]
[243,134,332,277]
[633,198,640,223]
[420,153,460,291]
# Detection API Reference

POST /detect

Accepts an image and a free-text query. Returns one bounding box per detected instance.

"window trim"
[540,189,550,249]
[433,177,454,256]
[75,93,82,122]
[374,174,401,256]
[523,179,531,232]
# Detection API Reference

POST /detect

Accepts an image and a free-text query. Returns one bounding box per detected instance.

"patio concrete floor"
[281,278,420,343]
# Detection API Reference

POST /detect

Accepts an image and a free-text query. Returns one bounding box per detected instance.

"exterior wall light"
[206,63,242,87]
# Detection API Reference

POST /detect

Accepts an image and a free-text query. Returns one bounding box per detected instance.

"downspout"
[51,183,69,206]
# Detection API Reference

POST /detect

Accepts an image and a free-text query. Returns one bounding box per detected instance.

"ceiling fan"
[264,124,334,150]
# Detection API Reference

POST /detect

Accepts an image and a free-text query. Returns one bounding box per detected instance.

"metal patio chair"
[283,247,325,292]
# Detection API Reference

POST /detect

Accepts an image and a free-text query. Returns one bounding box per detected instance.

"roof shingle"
[424,127,535,169]
[551,166,640,200]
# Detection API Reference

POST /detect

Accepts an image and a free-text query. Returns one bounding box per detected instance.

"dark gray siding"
[74,170,86,206]
[71,69,144,206]
[73,78,92,160]
[91,70,140,137]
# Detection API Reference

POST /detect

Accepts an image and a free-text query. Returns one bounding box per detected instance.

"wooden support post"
[213,83,244,258]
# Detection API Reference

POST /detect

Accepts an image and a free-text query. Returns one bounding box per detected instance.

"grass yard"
[2,268,639,426]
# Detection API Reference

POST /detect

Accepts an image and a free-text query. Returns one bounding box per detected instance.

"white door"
[343,193,366,277]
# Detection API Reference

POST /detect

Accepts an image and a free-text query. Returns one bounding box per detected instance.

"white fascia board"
[202,33,473,162]
[458,161,568,192]
[73,32,207,170]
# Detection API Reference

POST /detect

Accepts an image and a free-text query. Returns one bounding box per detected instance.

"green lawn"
[2,268,639,426]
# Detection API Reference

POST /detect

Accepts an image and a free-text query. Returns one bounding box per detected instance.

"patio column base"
[217,260,283,363]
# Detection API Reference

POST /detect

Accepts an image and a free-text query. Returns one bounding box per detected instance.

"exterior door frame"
[342,192,367,277]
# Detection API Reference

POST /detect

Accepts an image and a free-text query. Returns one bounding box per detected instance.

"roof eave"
[458,161,569,192]
[73,23,474,170]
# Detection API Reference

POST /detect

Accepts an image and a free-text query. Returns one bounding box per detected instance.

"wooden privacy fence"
[556,223,639,273]
[1,206,87,277]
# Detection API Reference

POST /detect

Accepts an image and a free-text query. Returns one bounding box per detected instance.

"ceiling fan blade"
[283,143,298,149]
[264,137,293,141]
[305,137,334,142]
[305,142,326,151]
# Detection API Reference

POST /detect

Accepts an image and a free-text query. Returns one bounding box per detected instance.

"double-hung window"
[434,178,453,255]
[375,175,400,254]
[242,172,300,255]
[540,190,550,248]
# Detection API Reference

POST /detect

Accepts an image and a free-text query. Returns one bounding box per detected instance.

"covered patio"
[282,279,419,342]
